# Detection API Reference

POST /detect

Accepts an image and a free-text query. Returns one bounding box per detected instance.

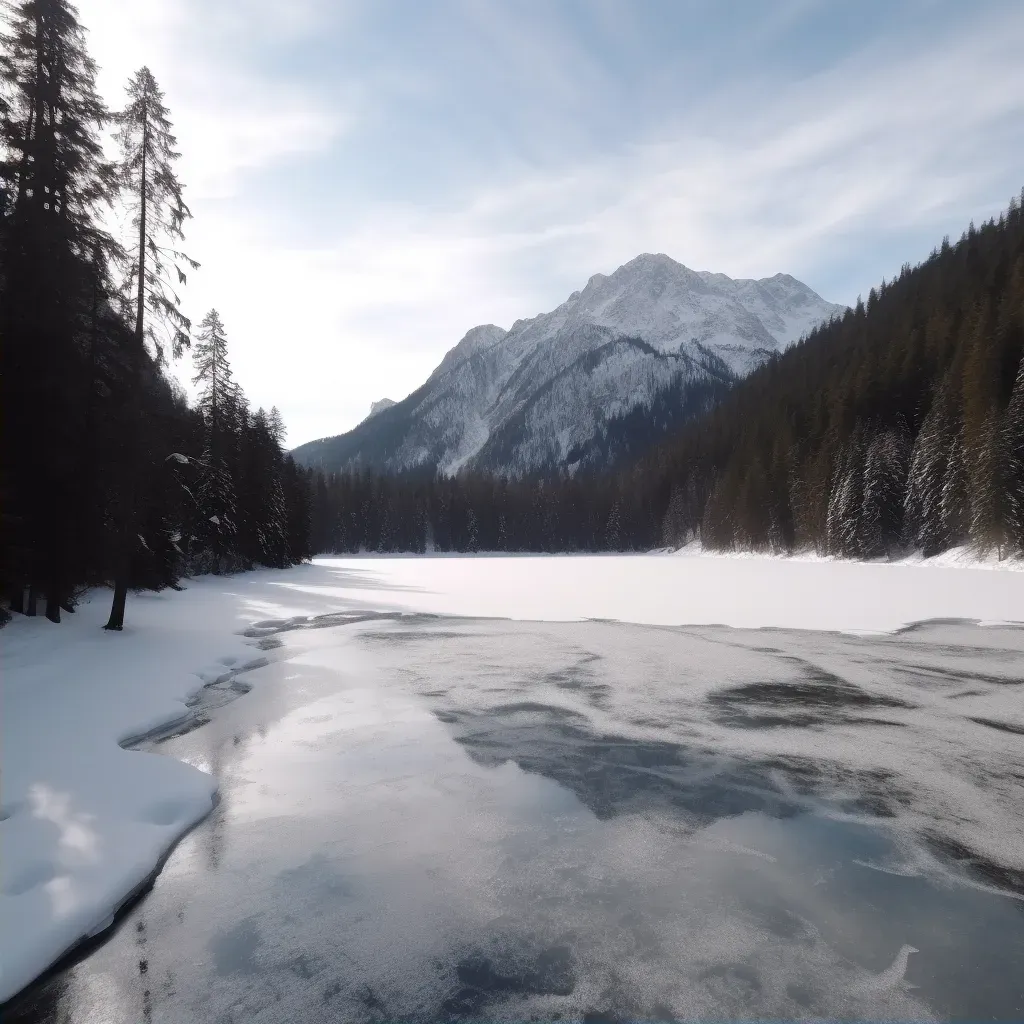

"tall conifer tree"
[0,0,115,620]
[191,310,239,571]
[105,67,196,628]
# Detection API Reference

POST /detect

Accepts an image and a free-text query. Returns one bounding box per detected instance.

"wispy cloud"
[74,0,1024,446]
[79,0,347,198]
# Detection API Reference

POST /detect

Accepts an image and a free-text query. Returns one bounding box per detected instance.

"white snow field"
[312,550,1024,633]
[2,553,1023,1004]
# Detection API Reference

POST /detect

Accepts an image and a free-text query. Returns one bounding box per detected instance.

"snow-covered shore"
[0,569,317,1004]
[3,553,1023,1003]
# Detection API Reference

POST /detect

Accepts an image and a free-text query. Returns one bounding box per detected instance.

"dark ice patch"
[707,666,912,729]
[923,833,1024,897]
[209,918,262,975]
[435,702,801,823]
[439,944,575,1018]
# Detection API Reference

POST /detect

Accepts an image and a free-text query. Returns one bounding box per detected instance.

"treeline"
[1,0,310,629]
[309,194,1024,560]
[308,469,653,554]
[174,312,312,578]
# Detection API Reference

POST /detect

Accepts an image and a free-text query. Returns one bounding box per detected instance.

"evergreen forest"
[1,0,311,629]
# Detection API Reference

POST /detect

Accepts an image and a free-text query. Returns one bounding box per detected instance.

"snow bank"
[0,570,317,1004]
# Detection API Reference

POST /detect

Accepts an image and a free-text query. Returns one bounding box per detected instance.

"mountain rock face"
[365,398,396,421]
[293,254,844,477]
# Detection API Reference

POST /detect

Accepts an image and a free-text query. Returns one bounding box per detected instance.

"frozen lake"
[8,572,1024,1022]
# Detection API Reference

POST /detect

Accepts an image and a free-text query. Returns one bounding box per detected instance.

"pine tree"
[0,1,113,249]
[283,457,313,562]
[0,0,115,621]
[605,499,623,550]
[267,406,287,448]
[236,409,288,567]
[940,433,970,548]
[735,459,771,550]
[862,423,910,556]
[790,444,833,554]
[115,66,197,363]
[192,310,235,460]
[905,380,958,555]
[190,310,239,571]
[827,428,870,557]
[969,412,1009,556]
[661,484,688,548]
[190,457,237,573]
[105,67,196,628]
[1005,350,1024,548]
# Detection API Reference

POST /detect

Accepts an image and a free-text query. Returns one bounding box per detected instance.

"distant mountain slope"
[293,254,844,476]
[365,398,396,421]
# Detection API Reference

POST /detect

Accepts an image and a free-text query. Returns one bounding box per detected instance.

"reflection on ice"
[8,613,1024,1023]
[357,616,1024,897]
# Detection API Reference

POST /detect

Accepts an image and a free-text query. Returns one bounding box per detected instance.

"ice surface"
[12,605,1024,1022]
[352,615,1024,890]
[3,553,1023,1007]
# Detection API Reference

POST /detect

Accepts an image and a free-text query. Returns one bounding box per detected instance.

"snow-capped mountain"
[292,254,844,477]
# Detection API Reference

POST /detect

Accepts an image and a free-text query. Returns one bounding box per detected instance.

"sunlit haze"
[76,0,1024,446]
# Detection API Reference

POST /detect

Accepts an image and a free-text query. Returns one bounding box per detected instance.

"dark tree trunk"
[9,585,25,615]
[105,525,130,630]
[45,518,61,622]
[26,582,37,616]
[105,575,128,630]
[107,102,148,632]
[79,250,103,579]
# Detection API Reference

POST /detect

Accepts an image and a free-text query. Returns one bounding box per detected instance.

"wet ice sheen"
[8,612,1024,1023]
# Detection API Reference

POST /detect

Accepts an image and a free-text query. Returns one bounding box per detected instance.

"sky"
[74,0,1024,448]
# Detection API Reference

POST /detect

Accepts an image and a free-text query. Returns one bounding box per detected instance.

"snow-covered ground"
[311,549,1024,633]
[2,553,1023,1005]
[0,570,311,1004]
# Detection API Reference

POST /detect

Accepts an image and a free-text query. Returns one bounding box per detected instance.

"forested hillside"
[308,194,1024,560]
[657,194,1024,558]
[1,0,311,629]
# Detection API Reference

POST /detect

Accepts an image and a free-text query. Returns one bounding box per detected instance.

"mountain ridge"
[293,254,844,476]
